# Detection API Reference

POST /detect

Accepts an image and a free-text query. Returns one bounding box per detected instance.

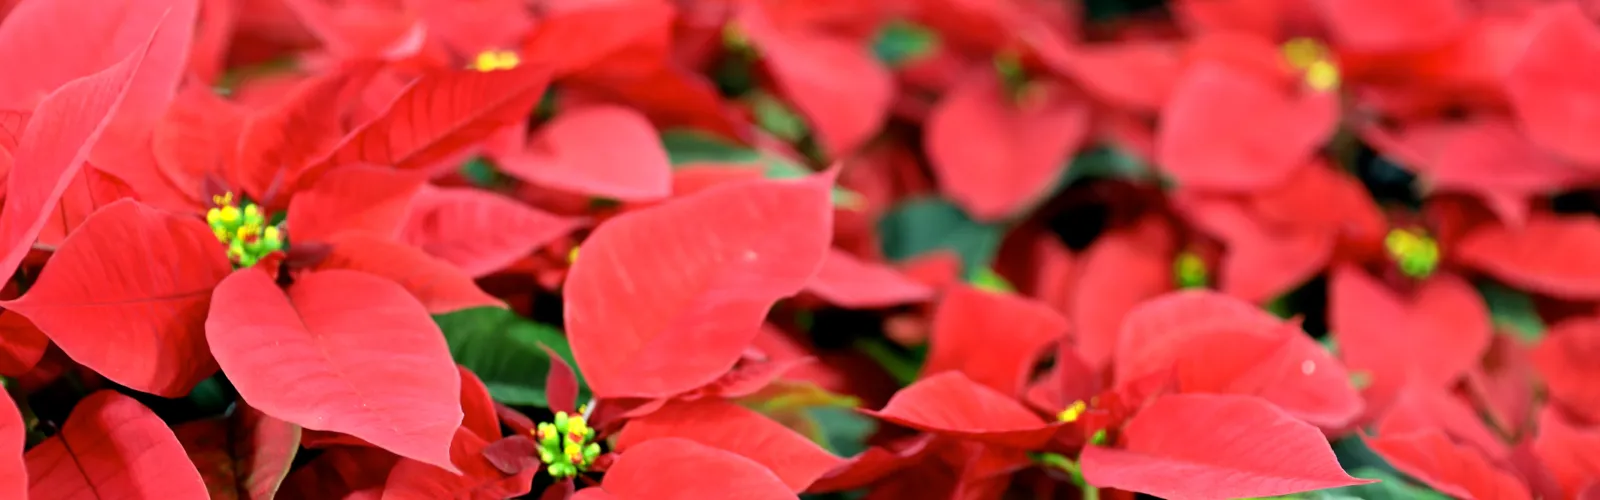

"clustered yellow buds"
[1173,251,1208,289]
[1058,400,1088,423]
[1280,37,1340,92]
[206,193,284,268]
[471,50,521,72]
[1384,227,1440,279]
[535,411,601,478]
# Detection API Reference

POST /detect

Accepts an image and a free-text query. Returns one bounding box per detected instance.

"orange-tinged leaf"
[1081,394,1372,500]
[564,173,835,399]
[616,399,844,493]
[26,391,209,498]
[3,199,230,397]
[206,268,463,472]
[173,403,302,500]
[318,233,504,314]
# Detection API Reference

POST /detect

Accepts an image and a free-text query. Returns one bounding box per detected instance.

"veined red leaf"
[286,165,427,243]
[400,185,582,277]
[0,393,22,499]
[37,164,138,248]
[922,285,1065,396]
[1329,267,1491,409]
[86,0,197,174]
[1172,328,1363,429]
[1456,214,1600,300]
[282,0,424,60]
[802,248,934,309]
[173,403,302,500]
[863,371,1060,449]
[498,105,672,202]
[0,9,175,290]
[1155,61,1337,192]
[206,268,463,471]
[1505,3,1600,167]
[459,366,500,442]
[305,65,552,185]
[382,427,537,500]
[0,310,48,376]
[564,173,835,399]
[584,438,796,500]
[151,85,245,208]
[235,71,362,202]
[3,199,230,397]
[1368,430,1531,500]
[925,72,1089,221]
[277,446,398,500]
[318,233,503,314]
[26,390,208,498]
[616,399,844,493]
[1080,394,1372,500]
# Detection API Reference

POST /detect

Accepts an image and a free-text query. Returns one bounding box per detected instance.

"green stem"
[854,338,920,385]
[1032,452,1099,500]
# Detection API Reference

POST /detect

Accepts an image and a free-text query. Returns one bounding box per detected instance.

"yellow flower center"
[1280,37,1340,92]
[1384,228,1440,279]
[1173,251,1208,289]
[471,50,521,72]
[1058,400,1088,423]
[205,193,284,268]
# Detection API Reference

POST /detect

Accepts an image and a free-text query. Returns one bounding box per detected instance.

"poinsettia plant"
[0,0,1599,498]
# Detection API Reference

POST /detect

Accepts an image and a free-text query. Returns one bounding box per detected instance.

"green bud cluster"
[535,411,601,478]
[1173,251,1208,289]
[1385,228,1439,279]
[205,193,283,268]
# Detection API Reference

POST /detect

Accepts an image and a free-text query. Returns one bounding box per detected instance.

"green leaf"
[1314,467,1449,500]
[459,157,503,188]
[433,307,588,407]
[1477,280,1546,342]
[748,91,809,143]
[1064,146,1152,185]
[878,197,1005,278]
[871,20,938,67]
[807,406,875,457]
[969,267,1015,293]
[659,129,862,207]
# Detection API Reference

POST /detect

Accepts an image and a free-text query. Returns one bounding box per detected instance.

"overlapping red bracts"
[0,0,1596,499]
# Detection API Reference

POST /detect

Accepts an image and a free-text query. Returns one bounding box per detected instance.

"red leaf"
[37,165,138,248]
[923,285,1065,397]
[588,438,796,500]
[206,268,463,471]
[1329,267,1491,409]
[1368,430,1531,500]
[25,390,208,497]
[1376,385,1508,460]
[286,165,427,243]
[1114,290,1284,385]
[616,399,844,493]
[482,435,541,475]
[233,71,358,201]
[499,105,673,202]
[1155,61,1337,192]
[0,393,22,499]
[738,3,893,159]
[520,0,675,77]
[152,85,245,208]
[925,72,1089,221]
[400,185,582,277]
[173,403,303,500]
[802,248,933,309]
[1532,407,1600,499]
[307,65,552,181]
[1532,318,1600,423]
[1070,217,1176,370]
[1505,3,1600,167]
[318,233,504,314]
[0,310,48,377]
[1172,327,1363,429]
[864,371,1060,449]
[543,344,580,415]
[3,199,230,396]
[1456,214,1600,300]
[1080,394,1371,500]
[1311,0,1467,52]
[564,173,835,399]
[277,446,398,500]
[382,427,537,500]
[0,8,180,290]
[459,366,500,442]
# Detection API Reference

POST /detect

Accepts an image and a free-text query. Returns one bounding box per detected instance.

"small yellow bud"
[568,247,580,265]
[1281,38,1328,71]
[217,205,241,224]
[1058,400,1088,423]
[262,226,282,245]
[1305,60,1340,92]
[471,50,520,72]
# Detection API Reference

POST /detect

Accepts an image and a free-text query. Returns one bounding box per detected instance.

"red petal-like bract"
[499,105,673,202]
[616,399,844,493]
[286,165,426,243]
[1532,318,1600,423]
[1311,0,1466,53]
[865,371,1060,449]
[1080,394,1372,500]
[206,268,463,472]
[459,366,501,441]
[1156,61,1337,191]
[277,446,397,499]
[318,232,504,314]
[0,307,50,377]
[4,199,230,397]
[564,172,835,399]
[803,248,933,309]
[587,438,797,500]
[1456,214,1600,300]
[1368,430,1532,500]
[173,403,303,500]
[542,345,580,415]
[382,427,537,500]
[1505,4,1600,167]
[922,285,1065,396]
[1071,217,1175,369]
[25,390,209,498]
[0,393,23,498]
[401,185,582,278]
[0,6,179,289]
[925,72,1089,221]
[1329,267,1491,408]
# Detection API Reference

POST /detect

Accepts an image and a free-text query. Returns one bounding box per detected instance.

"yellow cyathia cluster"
[472,50,521,72]
[206,193,284,268]
[1385,227,1440,279]
[536,411,601,478]
[1281,37,1340,92]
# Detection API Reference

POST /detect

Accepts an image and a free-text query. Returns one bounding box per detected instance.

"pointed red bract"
[25,391,209,498]
[4,199,230,397]
[1172,328,1363,429]
[1505,4,1600,167]
[318,233,504,314]
[864,371,1060,449]
[803,248,933,309]
[564,173,835,399]
[1368,430,1531,500]
[287,165,426,243]
[1456,214,1600,300]
[499,105,673,202]
[922,285,1065,396]
[233,72,355,201]
[174,403,302,500]
[1114,290,1283,384]
[616,399,844,493]
[277,446,398,499]
[1311,0,1466,52]
[543,344,580,415]
[925,72,1089,221]
[400,185,582,277]
[1155,61,1336,191]
[459,366,501,442]
[0,393,22,499]
[1532,318,1600,423]
[1071,218,1175,369]
[382,427,537,500]
[1329,267,1491,408]
[206,268,463,472]
[0,310,48,377]
[588,438,797,500]
[1080,394,1371,500]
